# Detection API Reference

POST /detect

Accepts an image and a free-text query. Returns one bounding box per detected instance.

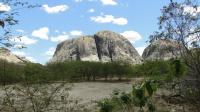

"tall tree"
[0,0,39,48]
[150,0,200,79]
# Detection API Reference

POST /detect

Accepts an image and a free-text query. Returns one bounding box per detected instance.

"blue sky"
[2,0,171,64]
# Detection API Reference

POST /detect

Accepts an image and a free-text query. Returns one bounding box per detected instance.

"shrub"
[98,98,114,112]
[97,80,158,112]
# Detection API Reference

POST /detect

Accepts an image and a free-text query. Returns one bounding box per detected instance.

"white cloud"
[16,29,24,33]
[75,0,83,2]
[100,0,117,6]
[12,51,37,62]
[14,45,26,49]
[120,31,142,43]
[26,57,36,62]
[62,31,67,34]
[91,15,128,25]
[0,3,11,12]
[13,36,38,45]
[13,51,26,57]
[136,47,145,56]
[75,0,95,2]
[112,18,128,25]
[70,30,83,36]
[55,30,59,33]
[42,4,69,14]
[45,47,56,56]
[32,27,49,40]
[51,34,69,42]
[88,8,95,13]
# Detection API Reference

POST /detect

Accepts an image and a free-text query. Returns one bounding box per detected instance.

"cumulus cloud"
[91,15,128,25]
[0,3,11,12]
[13,51,26,57]
[42,4,69,14]
[13,36,38,45]
[120,31,142,43]
[32,27,49,40]
[51,34,69,42]
[88,8,95,13]
[26,56,36,62]
[136,47,145,56]
[12,51,37,62]
[70,30,83,36]
[45,47,56,56]
[100,0,117,6]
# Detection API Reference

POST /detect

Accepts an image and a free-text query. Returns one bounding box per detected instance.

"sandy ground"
[0,79,198,112]
[69,82,132,102]
[0,82,134,111]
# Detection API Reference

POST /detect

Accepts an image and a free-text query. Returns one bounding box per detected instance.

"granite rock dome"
[142,39,181,60]
[51,31,142,64]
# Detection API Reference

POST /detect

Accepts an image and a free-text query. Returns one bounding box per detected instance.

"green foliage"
[150,0,200,79]
[46,61,133,82]
[132,59,187,81]
[98,98,114,112]
[169,59,187,78]
[98,80,158,112]
[0,60,24,84]
[23,63,51,83]
[0,59,187,84]
[132,80,157,111]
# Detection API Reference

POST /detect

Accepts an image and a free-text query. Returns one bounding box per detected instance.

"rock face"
[52,36,99,62]
[0,47,29,63]
[142,39,181,60]
[51,31,142,64]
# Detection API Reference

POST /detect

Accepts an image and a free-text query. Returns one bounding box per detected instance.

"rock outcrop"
[51,31,142,64]
[52,36,99,62]
[142,39,181,60]
[0,47,29,63]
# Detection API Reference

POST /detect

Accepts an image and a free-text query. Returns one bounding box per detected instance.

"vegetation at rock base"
[0,59,187,84]
[132,59,187,81]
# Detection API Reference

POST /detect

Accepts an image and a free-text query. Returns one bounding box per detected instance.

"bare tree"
[0,0,39,48]
[0,83,90,112]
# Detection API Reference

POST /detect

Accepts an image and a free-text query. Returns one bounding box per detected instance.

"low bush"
[97,80,158,112]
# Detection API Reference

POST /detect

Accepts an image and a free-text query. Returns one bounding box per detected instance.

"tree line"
[0,59,187,84]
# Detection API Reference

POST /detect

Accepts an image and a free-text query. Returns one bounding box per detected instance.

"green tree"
[150,0,200,78]
[24,63,49,83]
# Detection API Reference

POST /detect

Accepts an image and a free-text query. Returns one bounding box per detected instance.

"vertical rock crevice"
[94,35,102,61]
